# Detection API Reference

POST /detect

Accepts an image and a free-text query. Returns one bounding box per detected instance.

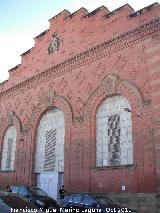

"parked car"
[58,193,137,213]
[0,191,44,213]
[10,186,60,211]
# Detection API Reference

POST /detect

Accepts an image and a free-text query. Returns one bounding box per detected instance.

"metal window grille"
[44,129,56,171]
[6,138,13,170]
[96,95,133,167]
[107,114,121,166]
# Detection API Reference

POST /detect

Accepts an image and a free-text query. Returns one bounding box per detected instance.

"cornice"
[0,17,160,101]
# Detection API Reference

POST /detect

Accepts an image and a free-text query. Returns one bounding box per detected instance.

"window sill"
[0,170,15,173]
[91,164,135,171]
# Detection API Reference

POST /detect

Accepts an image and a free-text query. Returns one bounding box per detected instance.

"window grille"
[108,114,121,166]
[1,126,17,171]
[44,130,56,171]
[6,138,13,170]
[96,95,133,167]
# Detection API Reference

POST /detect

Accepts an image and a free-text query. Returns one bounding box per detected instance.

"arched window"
[35,108,65,173]
[96,95,133,167]
[1,126,17,171]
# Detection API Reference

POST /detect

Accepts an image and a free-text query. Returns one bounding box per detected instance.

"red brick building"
[0,3,160,200]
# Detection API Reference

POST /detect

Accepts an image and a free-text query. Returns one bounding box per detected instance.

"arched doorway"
[34,108,65,200]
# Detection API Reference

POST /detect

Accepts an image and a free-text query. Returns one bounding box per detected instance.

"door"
[37,172,64,200]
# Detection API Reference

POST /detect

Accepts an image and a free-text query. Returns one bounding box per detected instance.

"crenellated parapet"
[103,4,134,19]
[0,16,159,102]
[129,2,159,18]
[65,7,88,20]
[0,2,160,93]
[48,9,71,23]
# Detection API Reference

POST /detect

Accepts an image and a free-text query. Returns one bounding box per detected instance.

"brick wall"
[106,193,160,213]
[0,3,160,193]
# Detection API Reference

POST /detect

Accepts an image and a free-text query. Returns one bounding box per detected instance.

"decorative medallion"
[48,33,63,55]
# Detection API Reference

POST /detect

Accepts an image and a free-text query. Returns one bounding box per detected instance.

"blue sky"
[0,0,158,82]
[0,0,73,34]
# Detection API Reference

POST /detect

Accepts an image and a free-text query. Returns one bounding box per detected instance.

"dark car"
[10,186,59,211]
[0,191,44,213]
[58,193,137,213]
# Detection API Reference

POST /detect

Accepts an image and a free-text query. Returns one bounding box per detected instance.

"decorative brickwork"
[0,3,160,193]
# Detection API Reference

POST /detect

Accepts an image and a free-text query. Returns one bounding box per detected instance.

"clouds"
[0,33,31,82]
[0,22,50,82]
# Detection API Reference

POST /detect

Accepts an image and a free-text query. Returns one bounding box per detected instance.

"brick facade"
[0,3,160,193]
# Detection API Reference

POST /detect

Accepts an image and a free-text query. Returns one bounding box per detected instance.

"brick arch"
[27,90,73,182]
[82,75,145,122]
[82,75,145,183]
[117,78,144,106]
[0,112,22,135]
[26,90,73,131]
[0,112,22,171]
[0,111,22,150]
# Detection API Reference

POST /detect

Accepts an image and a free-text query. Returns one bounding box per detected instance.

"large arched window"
[35,108,65,173]
[96,95,133,167]
[1,126,17,171]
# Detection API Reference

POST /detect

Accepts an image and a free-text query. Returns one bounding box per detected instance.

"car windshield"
[0,196,37,210]
[29,188,48,196]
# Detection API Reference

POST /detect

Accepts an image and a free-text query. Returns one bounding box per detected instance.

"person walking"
[59,185,66,199]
